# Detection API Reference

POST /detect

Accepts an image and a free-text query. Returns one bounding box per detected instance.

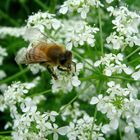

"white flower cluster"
[59,0,103,19]
[0,27,25,38]
[0,81,37,112]
[0,80,70,140]
[106,6,140,49]
[61,102,86,121]
[12,110,69,140]
[51,63,83,93]
[94,53,133,76]
[66,114,105,140]
[26,11,61,32]
[56,20,99,50]
[60,102,105,140]
[90,81,140,134]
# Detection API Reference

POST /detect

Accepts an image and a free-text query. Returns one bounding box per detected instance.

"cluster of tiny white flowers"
[90,81,140,134]
[106,6,140,49]
[51,63,83,93]
[60,102,105,140]
[0,80,70,140]
[0,81,36,112]
[66,114,105,140]
[12,110,69,140]
[94,53,133,76]
[55,20,99,50]
[0,27,25,38]
[61,102,86,121]
[26,11,61,32]
[59,0,103,19]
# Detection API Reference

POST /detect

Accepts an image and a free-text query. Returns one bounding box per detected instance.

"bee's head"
[59,50,72,70]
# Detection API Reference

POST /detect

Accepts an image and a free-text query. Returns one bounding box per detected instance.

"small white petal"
[123,67,133,75]
[66,42,73,50]
[101,124,110,134]
[72,76,81,87]
[107,81,115,87]
[134,38,140,46]
[31,106,37,112]
[98,137,105,140]
[90,97,99,105]
[132,71,140,80]
[51,111,58,116]
[59,6,68,14]
[53,133,58,140]
[81,12,87,19]
[76,63,83,70]
[46,122,52,129]
[94,60,101,67]
[52,20,61,30]
[109,119,119,130]
[105,69,112,76]
[58,126,69,135]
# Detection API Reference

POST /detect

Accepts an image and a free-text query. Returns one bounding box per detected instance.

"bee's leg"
[72,61,76,72]
[47,65,58,80]
[40,62,47,65]
[57,66,67,71]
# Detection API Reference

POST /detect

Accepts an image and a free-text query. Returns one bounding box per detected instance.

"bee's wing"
[15,47,48,64]
[15,47,28,64]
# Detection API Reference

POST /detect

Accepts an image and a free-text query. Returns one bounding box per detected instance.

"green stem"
[72,51,101,75]
[0,130,12,134]
[124,47,140,60]
[34,0,48,11]
[89,79,103,140]
[98,7,104,55]
[89,108,97,140]
[59,94,79,113]
[59,86,94,113]
[59,85,91,113]
[119,128,122,140]
[0,68,29,84]
[81,74,138,82]
[109,76,139,82]
[19,65,28,81]
[29,89,51,97]
[128,57,140,64]
[80,74,98,81]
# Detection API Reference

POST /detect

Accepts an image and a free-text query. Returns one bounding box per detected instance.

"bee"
[15,42,76,80]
